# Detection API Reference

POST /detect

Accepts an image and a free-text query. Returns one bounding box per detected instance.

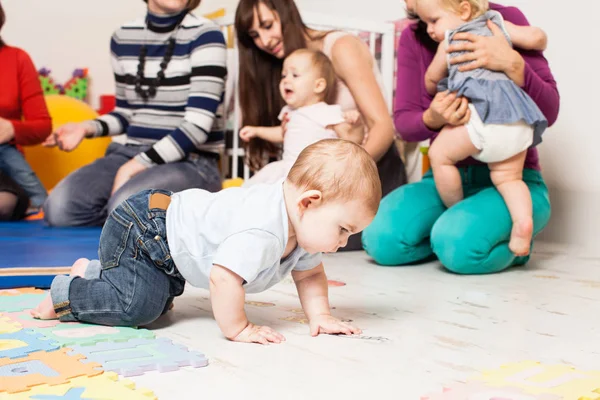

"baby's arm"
[504,21,547,51]
[330,110,365,144]
[292,264,361,336]
[239,126,284,143]
[210,265,285,344]
[425,41,449,96]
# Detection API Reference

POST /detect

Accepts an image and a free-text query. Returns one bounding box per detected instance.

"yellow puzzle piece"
[0,372,156,400]
[0,316,21,334]
[472,361,600,400]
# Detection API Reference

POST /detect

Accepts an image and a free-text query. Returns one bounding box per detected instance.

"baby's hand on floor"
[233,322,286,345]
[309,314,361,337]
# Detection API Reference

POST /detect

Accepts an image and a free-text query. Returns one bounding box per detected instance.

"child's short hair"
[438,0,489,19]
[287,139,382,214]
[288,49,338,105]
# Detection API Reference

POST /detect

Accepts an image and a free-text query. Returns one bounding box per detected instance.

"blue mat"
[0,221,101,289]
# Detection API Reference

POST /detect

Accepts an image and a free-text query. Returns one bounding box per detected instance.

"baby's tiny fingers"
[260,331,282,344]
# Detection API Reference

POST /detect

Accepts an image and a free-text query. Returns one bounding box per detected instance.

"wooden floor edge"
[0,267,71,277]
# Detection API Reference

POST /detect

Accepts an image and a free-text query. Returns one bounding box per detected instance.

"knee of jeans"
[124,285,171,326]
[122,298,166,327]
[431,221,488,275]
[43,188,73,227]
[362,222,415,266]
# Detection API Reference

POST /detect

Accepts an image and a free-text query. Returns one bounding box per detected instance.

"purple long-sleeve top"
[394,3,560,170]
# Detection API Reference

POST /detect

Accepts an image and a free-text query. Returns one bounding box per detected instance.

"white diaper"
[466,104,534,163]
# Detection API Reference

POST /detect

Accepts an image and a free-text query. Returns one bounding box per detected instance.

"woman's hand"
[111,158,147,195]
[447,20,525,86]
[0,117,15,144]
[42,122,93,152]
[423,91,471,130]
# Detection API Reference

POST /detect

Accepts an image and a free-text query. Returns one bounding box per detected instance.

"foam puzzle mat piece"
[2,312,62,329]
[0,315,22,334]
[472,361,600,399]
[0,372,157,400]
[420,381,562,399]
[0,289,45,297]
[0,349,102,394]
[0,295,47,313]
[32,323,155,347]
[0,330,60,359]
[68,337,208,377]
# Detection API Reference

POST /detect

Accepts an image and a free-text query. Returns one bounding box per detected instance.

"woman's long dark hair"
[0,1,6,48]
[235,0,318,171]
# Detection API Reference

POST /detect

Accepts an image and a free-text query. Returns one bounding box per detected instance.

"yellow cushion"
[23,95,111,190]
[203,8,234,48]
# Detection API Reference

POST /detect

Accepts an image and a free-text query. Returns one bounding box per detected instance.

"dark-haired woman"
[234,0,407,250]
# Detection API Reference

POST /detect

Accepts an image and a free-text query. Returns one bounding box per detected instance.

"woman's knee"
[431,215,501,274]
[0,192,18,221]
[43,185,74,227]
[363,188,440,266]
[362,222,416,265]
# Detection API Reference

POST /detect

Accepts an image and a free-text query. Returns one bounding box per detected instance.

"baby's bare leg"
[428,125,479,208]
[31,258,90,320]
[489,151,532,256]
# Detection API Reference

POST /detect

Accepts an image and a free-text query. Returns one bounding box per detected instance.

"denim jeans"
[44,142,222,227]
[50,189,185,326]
[362,166,551,274]
[0,144,48,208]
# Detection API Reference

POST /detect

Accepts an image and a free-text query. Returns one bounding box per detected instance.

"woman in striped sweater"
[42,0,227,227]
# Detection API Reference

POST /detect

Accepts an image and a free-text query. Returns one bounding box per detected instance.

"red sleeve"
[11,50,52,146]
[393,27,438,142]
[499,7,560,126]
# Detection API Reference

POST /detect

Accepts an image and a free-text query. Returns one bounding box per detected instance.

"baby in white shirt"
[240,49,363,187]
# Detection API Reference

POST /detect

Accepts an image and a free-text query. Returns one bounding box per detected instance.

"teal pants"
[362,165,551,274]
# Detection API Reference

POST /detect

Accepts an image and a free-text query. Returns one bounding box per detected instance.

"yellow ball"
[23,95,112,190]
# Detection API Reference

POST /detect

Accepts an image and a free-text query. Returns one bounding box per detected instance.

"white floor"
[133,242,600,399]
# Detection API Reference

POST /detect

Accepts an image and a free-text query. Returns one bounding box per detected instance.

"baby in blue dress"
[417,0,548,256]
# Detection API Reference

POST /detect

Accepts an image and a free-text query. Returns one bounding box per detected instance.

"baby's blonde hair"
[286,49,338,105]
[287,139,382,214]
[438,0,489,19]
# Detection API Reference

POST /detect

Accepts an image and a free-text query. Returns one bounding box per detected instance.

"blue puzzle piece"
[0,294,47,312]
[31,387,87,399]
[0,329,60,358]
[68,337,208,377]
[0,359,59,377]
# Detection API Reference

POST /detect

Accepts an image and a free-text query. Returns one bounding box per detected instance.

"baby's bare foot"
[70,258,90,278]
[509,218,533,257]
[30,294,57,320]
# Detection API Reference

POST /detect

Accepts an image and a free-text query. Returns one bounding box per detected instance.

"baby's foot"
[509,218,533,256]
[70,258,90,278]
[30,294,57,320]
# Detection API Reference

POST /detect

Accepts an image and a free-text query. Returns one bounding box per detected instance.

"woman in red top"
[0,2,52,220]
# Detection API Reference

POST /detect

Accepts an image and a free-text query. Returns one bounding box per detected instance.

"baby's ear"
[458,0,473,21]
[314,77,327,95]
[297,190,323,215]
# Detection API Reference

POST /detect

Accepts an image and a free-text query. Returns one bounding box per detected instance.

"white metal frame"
[215,12,396,180]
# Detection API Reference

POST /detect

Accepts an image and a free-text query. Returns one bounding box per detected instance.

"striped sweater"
[92,11,227,167]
